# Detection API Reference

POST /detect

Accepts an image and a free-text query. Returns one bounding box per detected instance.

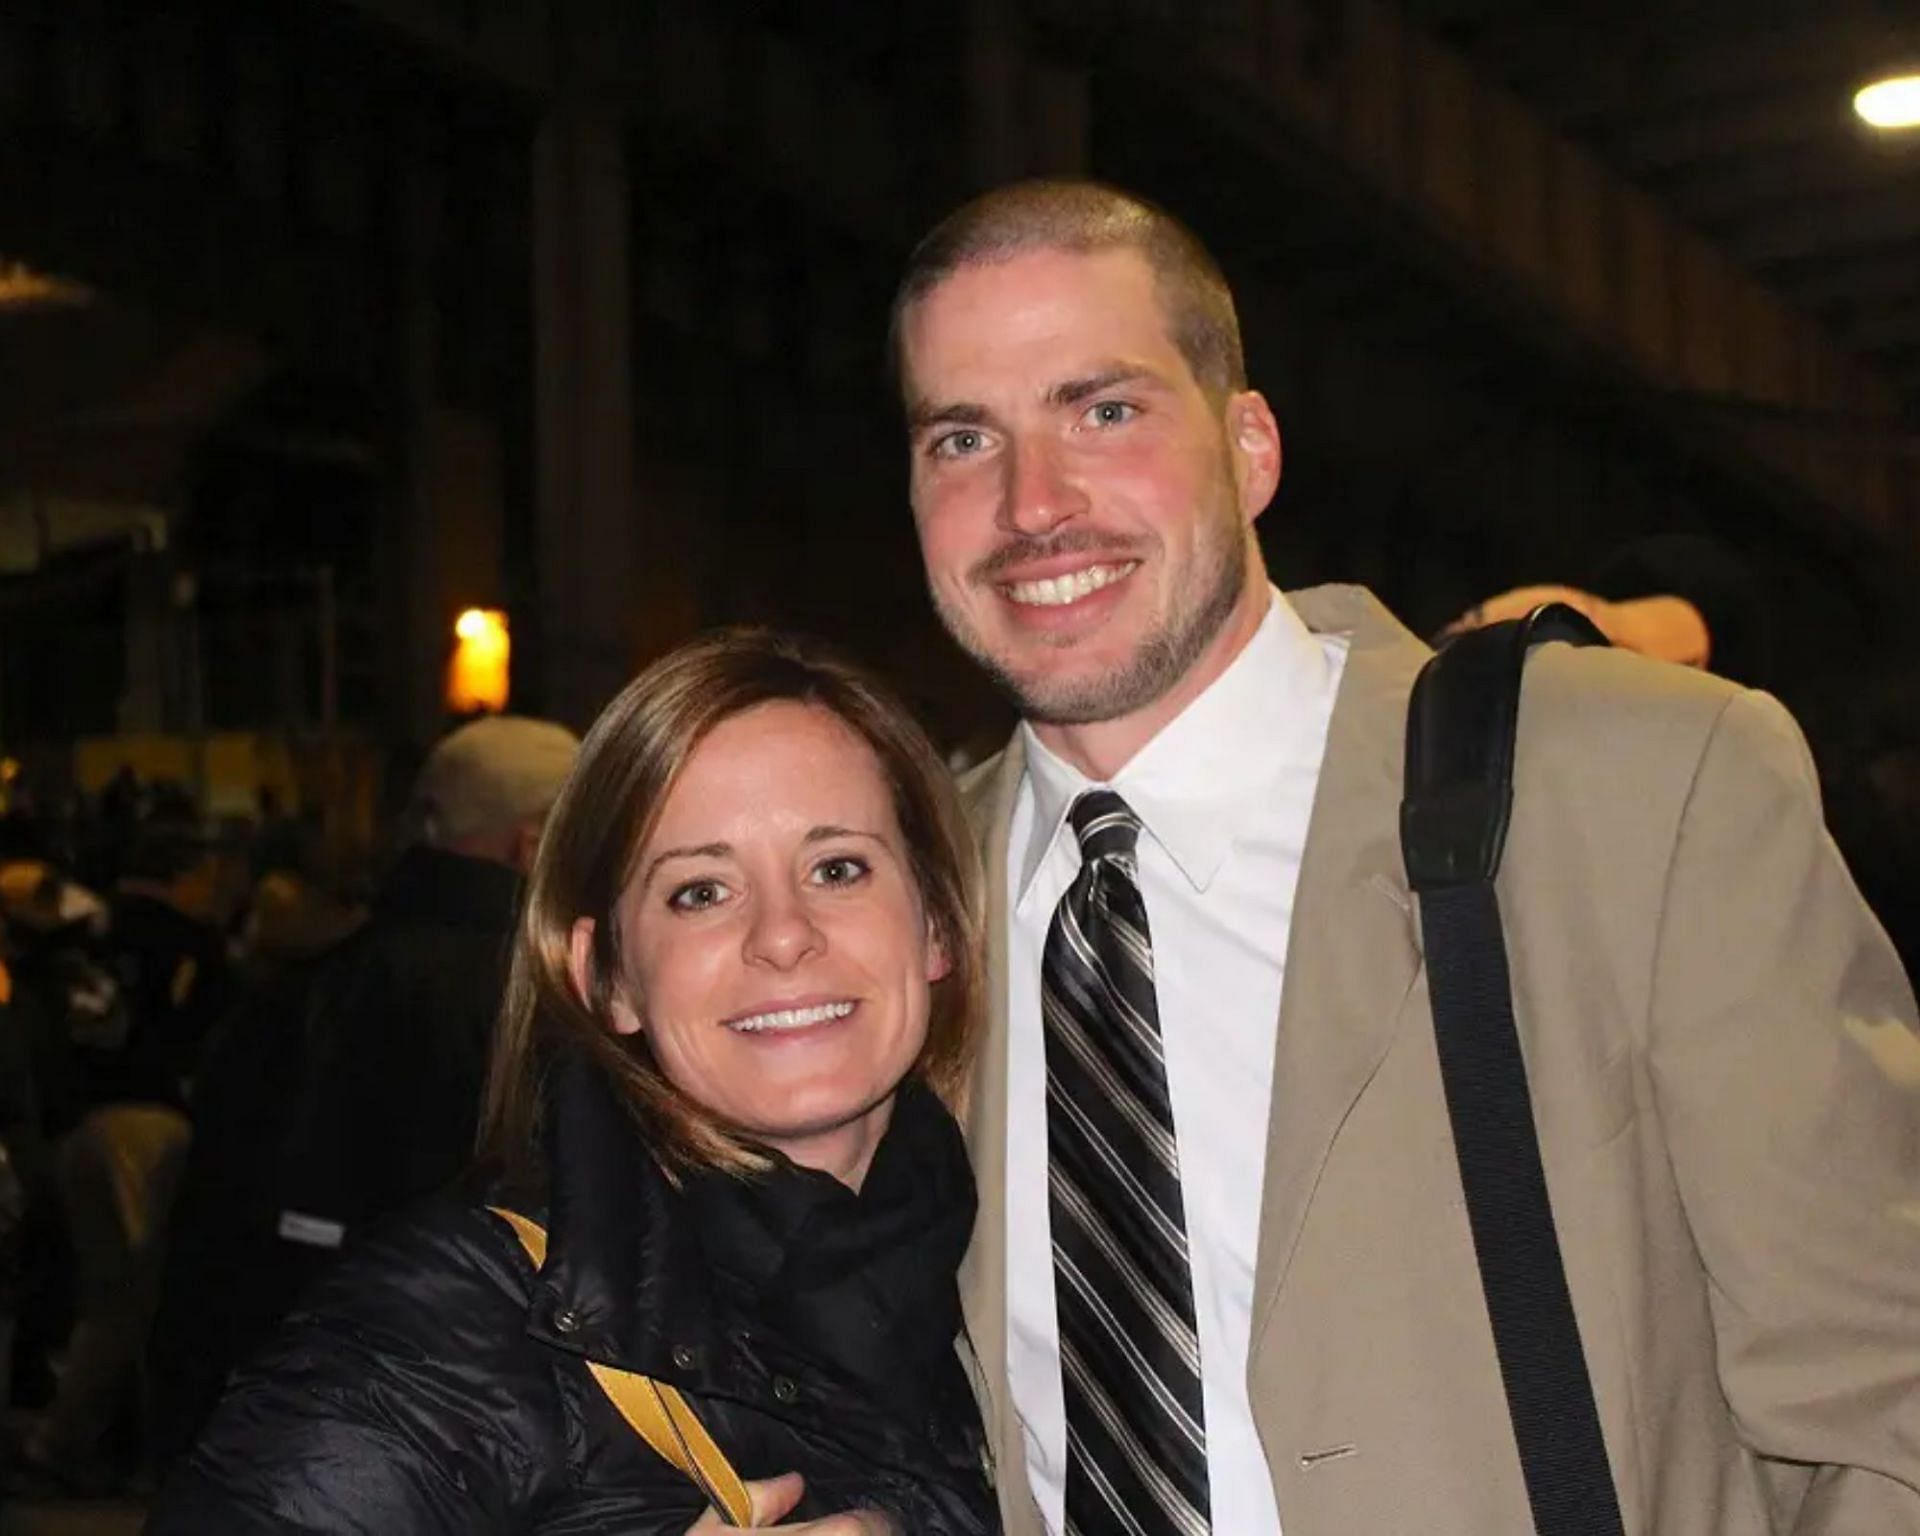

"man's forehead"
[900,247,1180,399]
[910,243,1156,321]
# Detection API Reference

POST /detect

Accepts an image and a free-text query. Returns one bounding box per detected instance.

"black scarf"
[680,1077,977,1425]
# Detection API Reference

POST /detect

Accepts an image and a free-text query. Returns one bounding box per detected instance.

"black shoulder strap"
[1401,603,1625,1536]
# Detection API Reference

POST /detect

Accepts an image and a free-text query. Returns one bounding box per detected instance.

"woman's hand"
[687,1471,900,1534]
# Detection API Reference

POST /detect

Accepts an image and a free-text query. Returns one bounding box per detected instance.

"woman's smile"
[723,997,858,1034]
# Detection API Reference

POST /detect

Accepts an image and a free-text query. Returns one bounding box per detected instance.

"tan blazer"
[959,585,1920,1535]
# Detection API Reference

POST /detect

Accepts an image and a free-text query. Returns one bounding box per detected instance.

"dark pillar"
[393,103,509,745]
[530,61,644,730]
[966,0,1090,187]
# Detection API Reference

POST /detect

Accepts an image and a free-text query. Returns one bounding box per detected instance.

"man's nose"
[999,439,1089,536]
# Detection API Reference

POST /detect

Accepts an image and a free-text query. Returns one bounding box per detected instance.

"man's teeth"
[1004,562,1135,607]
[728,1000,856,1034]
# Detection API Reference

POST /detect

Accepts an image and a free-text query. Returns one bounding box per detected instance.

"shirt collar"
[1015,586,1334,904]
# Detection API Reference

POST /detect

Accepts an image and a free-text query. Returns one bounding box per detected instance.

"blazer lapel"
[1250,587,1431,1350]
[956,737,1040,1531]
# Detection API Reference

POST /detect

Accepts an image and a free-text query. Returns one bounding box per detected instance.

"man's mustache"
[968,528,1146,585]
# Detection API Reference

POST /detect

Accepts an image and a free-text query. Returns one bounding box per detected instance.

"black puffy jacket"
[148,1056,998,1534]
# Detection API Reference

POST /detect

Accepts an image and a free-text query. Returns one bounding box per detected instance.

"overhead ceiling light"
[1854,73,1920,129]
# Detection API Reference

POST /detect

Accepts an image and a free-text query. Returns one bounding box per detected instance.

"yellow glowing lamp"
[447,608,510,714]
[1855,74,1920,129]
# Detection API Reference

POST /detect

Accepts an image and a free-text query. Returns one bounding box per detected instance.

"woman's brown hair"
[478,628,983,1177]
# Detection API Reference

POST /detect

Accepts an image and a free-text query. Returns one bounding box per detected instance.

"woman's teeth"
[728,1000,856,1034]
[1004,562,1136,607]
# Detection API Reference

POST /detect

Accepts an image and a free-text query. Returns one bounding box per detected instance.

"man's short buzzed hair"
[890,179,1247,397]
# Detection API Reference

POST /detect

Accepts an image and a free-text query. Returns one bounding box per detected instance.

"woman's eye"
[1083,399,1137,429]
[811,855,870,888]
[667,879,728,913]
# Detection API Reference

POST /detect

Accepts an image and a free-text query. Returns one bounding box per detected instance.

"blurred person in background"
[148,713,579,1469]
[229,862,363,990]
[95,821,236,1112]
[0,930,43,1423]
[228,796,365,995]
[150,630,994,1535]
[1448,535,1920,976]
[231,787,365,985]
[0,861,108,1146]
[1442,532,1774,689]
[0,861,107,1423]
[1,834,216,1496]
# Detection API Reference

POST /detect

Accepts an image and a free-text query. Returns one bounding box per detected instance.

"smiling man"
[894,180,1920,1536]
[903,216,1276,778]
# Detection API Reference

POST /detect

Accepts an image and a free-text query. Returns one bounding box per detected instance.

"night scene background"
[1,2,1918,1527]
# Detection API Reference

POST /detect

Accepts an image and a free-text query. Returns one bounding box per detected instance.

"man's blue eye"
[935,430,984,458]
[1088,400,1135,427]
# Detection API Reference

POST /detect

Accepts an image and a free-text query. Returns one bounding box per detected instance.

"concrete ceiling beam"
[1075,0,1914,547]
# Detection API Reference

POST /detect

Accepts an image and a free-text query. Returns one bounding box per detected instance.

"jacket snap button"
[552,1308,581,1335]
[772,1375,799,1403]
[671,1344,697,1370]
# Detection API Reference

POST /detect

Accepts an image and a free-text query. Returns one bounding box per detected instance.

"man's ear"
[569,917,643,1036]
[1226,389,1283,523]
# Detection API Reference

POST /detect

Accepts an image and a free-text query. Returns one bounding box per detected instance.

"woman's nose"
[742,890,825,969]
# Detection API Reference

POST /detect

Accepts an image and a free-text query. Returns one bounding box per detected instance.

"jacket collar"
[518,1051,714,1374]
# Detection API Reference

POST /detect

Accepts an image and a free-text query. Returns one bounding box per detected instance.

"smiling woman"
[494,631,981,1181]
[148,631,997,1536]
[579,699,954,1188]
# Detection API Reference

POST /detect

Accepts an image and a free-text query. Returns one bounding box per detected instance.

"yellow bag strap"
[490,1207,754,1527]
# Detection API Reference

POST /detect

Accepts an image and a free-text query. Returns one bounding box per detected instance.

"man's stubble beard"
[932,489,1251,728]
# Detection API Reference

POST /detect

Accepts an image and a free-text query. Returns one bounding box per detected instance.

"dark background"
[2,6,1918,1527]
[0,0,1915,760]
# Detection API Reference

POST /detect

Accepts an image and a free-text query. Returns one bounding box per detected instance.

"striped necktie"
[1043,789,1209,1536]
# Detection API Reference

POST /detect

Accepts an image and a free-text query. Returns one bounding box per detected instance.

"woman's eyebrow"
[640,842,730,885]
[804,825,884,845]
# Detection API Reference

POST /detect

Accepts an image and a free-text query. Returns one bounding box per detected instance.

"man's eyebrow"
[907,367,1159,431]
[906,399,991,432]
[1048,366,1155,407]
[640,842,729,885]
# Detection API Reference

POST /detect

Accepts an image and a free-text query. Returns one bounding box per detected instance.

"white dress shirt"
[1004,587,1347,1535]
